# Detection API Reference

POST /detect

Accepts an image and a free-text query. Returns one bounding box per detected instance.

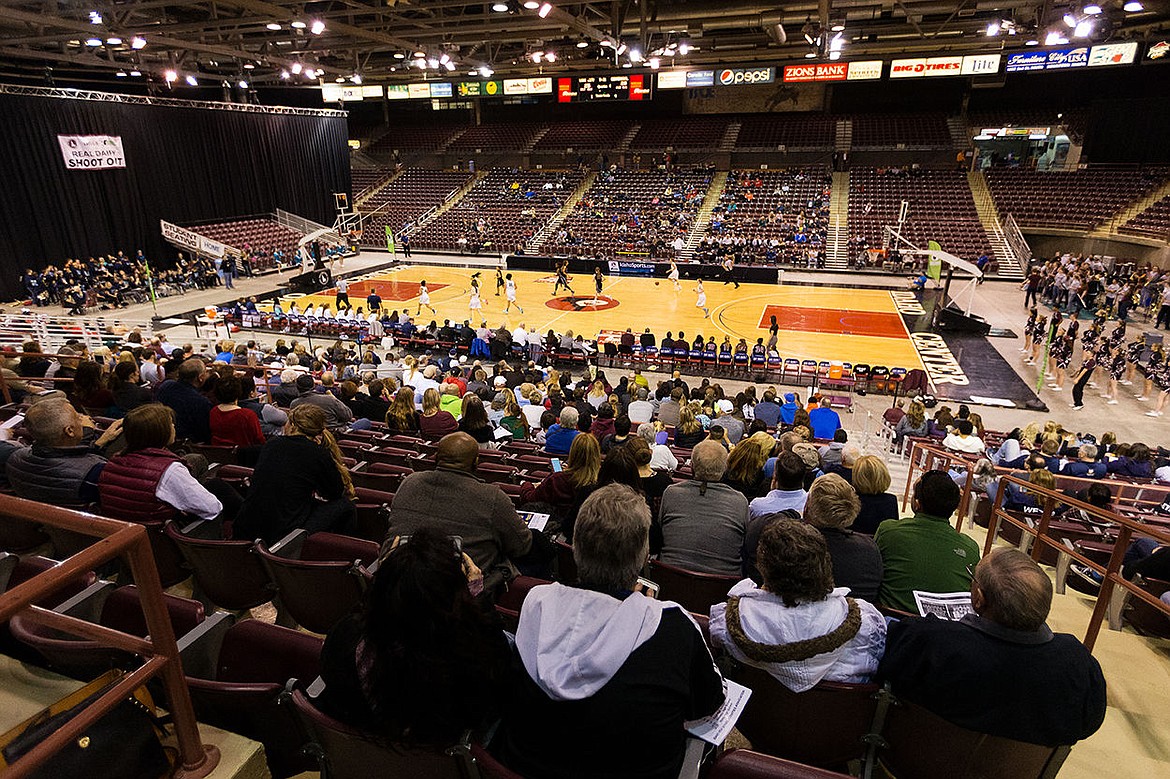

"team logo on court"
[545,295,620,311]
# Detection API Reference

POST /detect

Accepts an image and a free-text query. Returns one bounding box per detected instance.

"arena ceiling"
[1,1,1167,90]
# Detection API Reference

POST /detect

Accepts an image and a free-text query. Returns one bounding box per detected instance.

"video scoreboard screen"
[556,74,652,103]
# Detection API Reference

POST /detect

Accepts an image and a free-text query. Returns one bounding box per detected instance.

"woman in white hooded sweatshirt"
[496,484,725,779]
[709,517,886,693]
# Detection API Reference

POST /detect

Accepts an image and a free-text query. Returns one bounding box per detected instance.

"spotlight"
[335,77,345,83]
[394,52,406,59]
[1083,4,1103,14]
[310,19,325,35]
[1123,1,1142,10]
[243,62,255,69]
[89,11,103,24]
[576,39,589,48]
[532,51,543,62]
[291,62,303,74]
[85,38,102,47]
[830,20,846,32]
[238,79,248,88]
[986,21,1000,36]
[616,43,628,55]
[830,31,845,52]
[523,1,540,8]
[492,2,509,11]
[185,75,198,85]
[1045,30,1069,45]
[115,71,127,77]
[351,74,362,84]
[1025,39,1039,46]
[415,58,427,69]
[427,58,439,69]
[444,60,456,71]
[129,70,141,76]
[678,41,690,55]
[266,23,281,31]
[804,51,817,58]
[1063,13,1077,27]
[648,57,660,69]
[479,66,494,77]
[413,50,426,58]
[538,3,553,18]
[165,69,177,82]
[629,47,642,62]
[829,50,841,60]
[290,20,306,29]
[546,50,556,62]
[131,36,147,49]
[106,37,122,45]
[1074,19,1093,37]
[280,70,290,79]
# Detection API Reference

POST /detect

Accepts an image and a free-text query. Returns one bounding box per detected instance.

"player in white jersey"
[667,260,681,291]
[504,273,524,314]
[696,280,709,318]
[469,288,482,317]
[417,279,437,315]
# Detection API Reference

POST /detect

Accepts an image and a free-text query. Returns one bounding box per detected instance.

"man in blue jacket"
[779,393,800,426]
[544,406,581,455]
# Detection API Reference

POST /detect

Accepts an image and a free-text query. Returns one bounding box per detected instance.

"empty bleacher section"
[985,169,1165,230]
[446,122,545,153]
[967,108,1090,143]
[409,168,585,254]
[1122,194,1170,238]
[848,168,993,262]
[195,218,304,272]
[850,113,953,149]
[359,168,473,244]
[536,169,713,259]
[365,123,468,157]
[532,120,632,152]
[349,167,393,201]
[630,117,730,151]
[692,168,831,266]
[734,113,835,150]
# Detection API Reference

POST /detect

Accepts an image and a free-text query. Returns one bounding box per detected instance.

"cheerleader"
[1081,320,1102,357]
[1021,308,1038,353]
[1123,335,1145,386]
[1101,342,1126,405]
[1027,312,1048,365]
[1146,354,1170,418]
[1137,342,1164,402]
[1106,320,1127,353]
[1049,328,1074,391]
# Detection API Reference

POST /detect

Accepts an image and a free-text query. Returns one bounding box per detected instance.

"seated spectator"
[722,432,773,500]
[342,379,391,423]
[710,518,886,692]
[892,400,928,447]
[458,394,494,445]
[819,429,848,467]
[270,368,302,408]
[802,474,883,602]
[234,405,356,543]
[875,470,980,613]
[627,387,655,425]
[942,419,985,454]
[319,527,511,739]
[440,383,463,418]
[878,548,1106,746]
[851,455,900,535]
[519,433,600,541]
[808,398,841,440]
[99,403,223,523]
[638,423,678,472]
[749,451,809,518]
[1004,468,1055,514]
[497,484,724,779]
[418,387,459,439]
[543,406,580,455]
[238,375,287,438]
[991,427,1028,467]
[290,373,355,432]
[823,443,861,484]
[672,405,707,449]
[384,387,420,433]
[210,374,265,448]
[658,440,750,576]
[657,388,684,428]
[1107,442,1153,479]
[601,415,632,454]
[628,436,673,508]
[384,432,533,594]
[714,399,745,445]
[69,361,115,416]
[109,361,153,413]
[6,397,120,506]
[156,357,213,443]
[754,390,781,428]
[590,403,616,441]
[1061,444,1107,479]
[779,393,800,426]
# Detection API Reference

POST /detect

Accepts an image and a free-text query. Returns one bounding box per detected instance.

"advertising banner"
[58,134,126,170]
[960,53,1002,75]
[717,67,775,85]
[160,220,199,251]
[687,70,715,87]
[783,63,848,83]
[527,77,553,93]
[407,83,431,98]
[386,85,410,100]
[503,78,529,95]
[1089,41,1138,66]
[846,60,883,80]
[658,71,688,89]
[890,56,963,77]
[1044,47,1089,69]
[429,82,453,98]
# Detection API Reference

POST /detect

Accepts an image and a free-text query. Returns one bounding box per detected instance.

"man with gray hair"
[411,364,441,403]
[658,440,750,576]
[1061,443,1107,479]
[155,357,213,442]
[500,483,725,779]
[626,386,656,425]
[878,547,1106,747]
[6,397,122,505]
[290,374,355,432]
[544,406,579,455]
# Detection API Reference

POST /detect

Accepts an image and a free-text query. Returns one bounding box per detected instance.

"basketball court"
[280,266,926,372]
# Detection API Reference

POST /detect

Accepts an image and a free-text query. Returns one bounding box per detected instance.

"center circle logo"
[546,295,620,311]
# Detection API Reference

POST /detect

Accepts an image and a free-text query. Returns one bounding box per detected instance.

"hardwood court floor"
[283,267,925,371]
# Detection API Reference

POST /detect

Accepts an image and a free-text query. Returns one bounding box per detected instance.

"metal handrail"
[0,496,219,778]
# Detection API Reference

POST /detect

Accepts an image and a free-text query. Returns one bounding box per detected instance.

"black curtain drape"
[0,91,350,300]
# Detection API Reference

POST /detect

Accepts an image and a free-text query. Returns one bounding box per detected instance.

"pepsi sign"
[717,67,775,85]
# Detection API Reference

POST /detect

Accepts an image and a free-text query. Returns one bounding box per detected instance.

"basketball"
[654,281,660,286]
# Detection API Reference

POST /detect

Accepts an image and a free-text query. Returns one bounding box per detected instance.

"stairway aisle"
[826,171,851,269]
[527,171,597,253]
[679,171,730,261]
[967,171,1024,278]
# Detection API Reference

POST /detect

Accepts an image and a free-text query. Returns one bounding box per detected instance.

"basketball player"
[554,261,575,295]
[721,255,740,289]
[504,273,524,314]
[469,287,483,319]
[417,279,436,316]
[667,259,681,291]
[495,267,505,296]
[696,279,709,318]
[593,267,604,298]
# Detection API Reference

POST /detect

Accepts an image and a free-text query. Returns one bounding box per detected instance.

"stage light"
[291,62,303,74]
[986,21,1000,36]
[89,11,103,24]
[621,61,632,68]
[678,41,690,55]
[1123,1,1142,11]
[291,20,306,29]
[130,70,141,76]
[1063,13,1077,27]
[546,50,557,62]
[106,37,122,45]
[1025,39,1039,46]
[185,75,198,85]
[130,36,147,50]
[243,62,255,69]
[1083,4,1103,14]
[335,76,345,83]
[577,39,589,48]
[394,52,405,59]
[531,51,543,62]
[616,43,627,55]
[444,60,456,71]
[805,51,817,58]
[492,2,509,11]
[1074,19,1093,37]
[523,1,540,8]
[538,3,553,18]
[85,38,102,47]
[115,71,127,77]
[310,19,325,35]
[427,57,439,69]
[266,22,281,31]
[829,50,841,60]
[629,47,643,62]
[413,50,426,57]
[649,57,660,69]
[830,32,845,51]
[479,66,494,77]
[415,58,427,69]
[1045,30,1069,45]
[280,70,290,79]
[238,79,248,88]
[830,20,846,32]
[351,74,362,84]
[165,69,178,82]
